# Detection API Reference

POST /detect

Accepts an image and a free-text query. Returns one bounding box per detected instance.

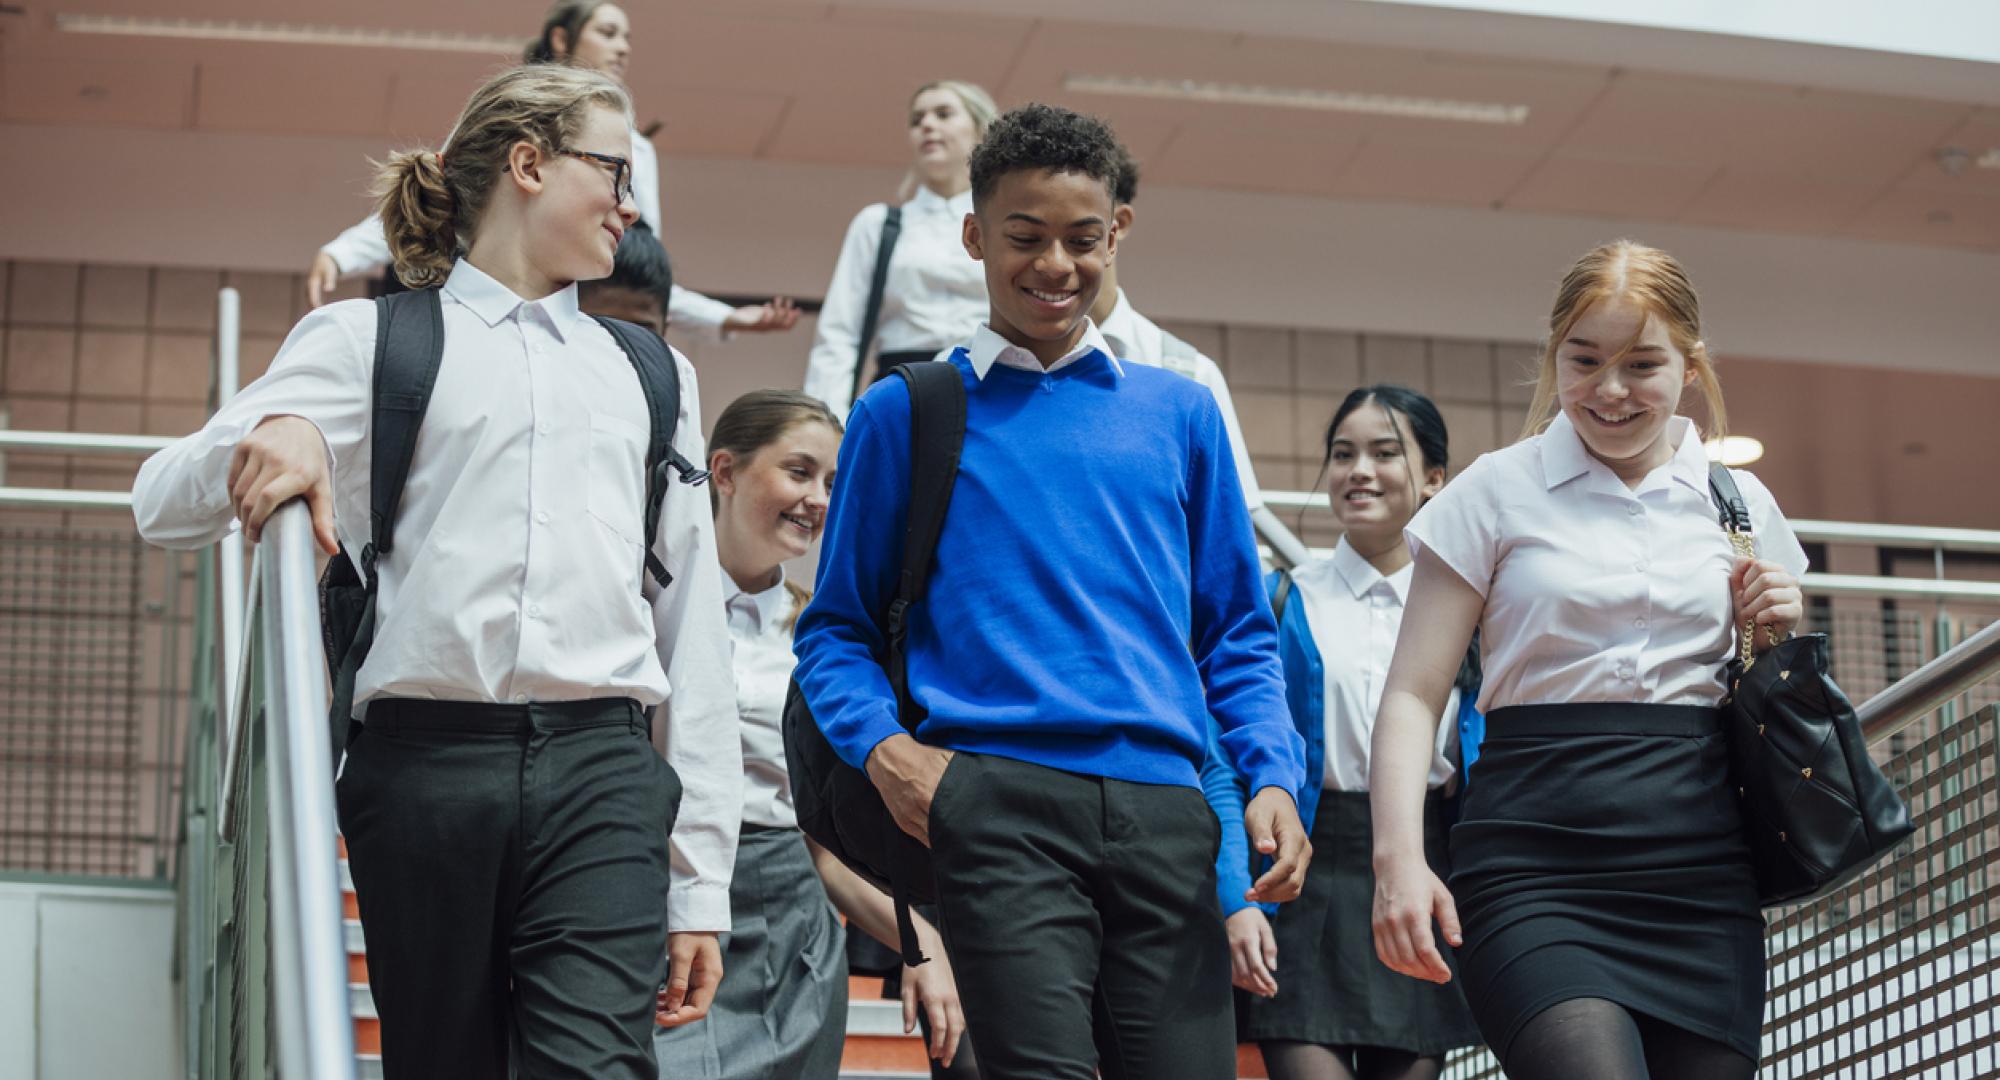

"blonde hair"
[896,80,1000,202]
[374,64,631,288]
[1519,239,1726,441]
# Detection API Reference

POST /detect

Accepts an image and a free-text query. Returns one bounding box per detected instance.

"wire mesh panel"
[1762,705,1997,1078]
[0,525,192,877]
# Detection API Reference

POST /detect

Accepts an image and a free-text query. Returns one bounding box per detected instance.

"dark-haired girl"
[1202,386,1481,1080]
[307,1,797,335]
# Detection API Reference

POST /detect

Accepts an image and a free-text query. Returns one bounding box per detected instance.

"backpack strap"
[367,288,447,580]
[849,205,904,408]
[882,358,966,969]
[1268,567,1297,628]
[593,315,707,588]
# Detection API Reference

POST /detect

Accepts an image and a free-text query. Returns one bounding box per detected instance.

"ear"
[709,449,737,496]
[505,140,548,196]
[1684,344,1703,386]
[1103,211,1119,262]
[548,26,572,58]
[1421,464,1447,502]
[1114,203,1135,240]
[962,211,984,262]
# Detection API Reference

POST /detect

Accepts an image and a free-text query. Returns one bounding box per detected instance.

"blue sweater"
[1200,569,1486,917]
[793,347,1305,797]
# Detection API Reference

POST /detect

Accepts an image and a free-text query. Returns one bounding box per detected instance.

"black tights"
[1261,1041,1443,1080]
[1503,997,1755,1080]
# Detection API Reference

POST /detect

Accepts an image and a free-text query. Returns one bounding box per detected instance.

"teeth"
[1027,288,1073,304]
[781,514,813,530]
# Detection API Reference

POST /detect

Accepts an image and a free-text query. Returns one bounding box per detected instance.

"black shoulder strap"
[368,288,446,577]
[592,314,708,588]
[1707,462,1753,535]
[883,359,966,733]
[1269,568,1297,627]
[849,205,904,407]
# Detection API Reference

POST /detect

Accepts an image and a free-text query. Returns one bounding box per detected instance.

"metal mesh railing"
[0,525,194,878]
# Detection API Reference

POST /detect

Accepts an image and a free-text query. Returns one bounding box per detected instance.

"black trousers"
[335,697,682,1080]
[927,753,1235,1080]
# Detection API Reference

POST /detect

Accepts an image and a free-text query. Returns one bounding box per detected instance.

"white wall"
[4,121,1997,378]
[0,880,178,1080]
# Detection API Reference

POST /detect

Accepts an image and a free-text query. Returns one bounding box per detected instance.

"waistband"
[1485,703,1722,738]
[365,696,645,735]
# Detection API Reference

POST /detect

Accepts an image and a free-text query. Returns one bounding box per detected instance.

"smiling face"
[1555,293,1697,479]
[713,419,841,571]
[518,103,639,285]
[558,3,632,80]
[1325,398,1443,544]
[963,167,1117,367]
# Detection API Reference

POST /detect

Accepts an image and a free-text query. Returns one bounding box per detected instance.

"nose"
[1597,368,1629,400]
[1033,243,1073,281]
[617,198,639,226]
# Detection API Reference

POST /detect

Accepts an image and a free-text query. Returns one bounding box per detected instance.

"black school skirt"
[1448,703,1766,1063]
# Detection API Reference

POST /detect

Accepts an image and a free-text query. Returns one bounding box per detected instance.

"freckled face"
[1556,294,1696,472]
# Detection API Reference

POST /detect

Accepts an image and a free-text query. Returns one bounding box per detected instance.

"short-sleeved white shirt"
[1406,411,1808,713]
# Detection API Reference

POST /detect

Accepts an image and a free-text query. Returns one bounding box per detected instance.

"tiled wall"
[1155,318,1543,496]
[0,259,364,529]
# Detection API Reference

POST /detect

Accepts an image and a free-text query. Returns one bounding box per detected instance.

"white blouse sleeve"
[1732,469,1810,578]
[320,214,392,276]
[803,203,890,417]
[1405,453,1503,597]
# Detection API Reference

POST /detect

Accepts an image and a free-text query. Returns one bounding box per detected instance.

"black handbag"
[1709,465,1915,907]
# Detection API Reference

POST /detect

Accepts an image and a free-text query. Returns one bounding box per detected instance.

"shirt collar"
[720,565,789,632]
[443,258,585,343]
[908,184,973,218]
[962,320,1122,380]
[1330,534,1410,603]
[1538,410,1708,496]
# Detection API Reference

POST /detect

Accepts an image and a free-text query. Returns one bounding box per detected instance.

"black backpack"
[782,360,965,968]
[320,288,703,765]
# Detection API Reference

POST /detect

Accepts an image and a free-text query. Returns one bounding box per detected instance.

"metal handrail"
[215,500,355,1080]
[0,430,176,456]
[0,486,135,510]
[1261,489,2000,555]
[1859,618,2000,744]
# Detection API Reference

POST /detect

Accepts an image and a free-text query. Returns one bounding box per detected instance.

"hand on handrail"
[229,416,339,555]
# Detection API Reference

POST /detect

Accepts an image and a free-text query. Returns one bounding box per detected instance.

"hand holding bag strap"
[849,205,904,408]
[1707,462,1767,667]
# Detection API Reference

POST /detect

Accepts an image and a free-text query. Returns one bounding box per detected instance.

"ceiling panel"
[1147,127,1360,198]
[197,63,395,137]
[646,87,792,159]
[1,58,192,130]
[1676,169,1882,236]
[1334,137,1543,206]
[1503,151,1716,220]
[383,62,518,142]
[1841,187,2000,251]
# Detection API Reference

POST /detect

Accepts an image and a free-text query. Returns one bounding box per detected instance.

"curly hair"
[968,103,1123,210]
[1111,140,1139,207]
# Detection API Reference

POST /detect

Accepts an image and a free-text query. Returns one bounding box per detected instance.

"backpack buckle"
[664,449,710,487]
[886,597,910,638]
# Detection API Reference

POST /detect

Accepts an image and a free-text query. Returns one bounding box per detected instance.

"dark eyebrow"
[1565,336,1664,353]
[1003,212,1046,225]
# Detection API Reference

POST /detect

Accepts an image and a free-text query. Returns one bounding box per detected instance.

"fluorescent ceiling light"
[55,13,518,55]
[1706,435,1765,467]
[1063,73,1529,126]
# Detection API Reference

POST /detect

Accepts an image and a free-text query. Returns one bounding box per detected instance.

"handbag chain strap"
[1709,463,1779,670]
[1723,527,1760,669]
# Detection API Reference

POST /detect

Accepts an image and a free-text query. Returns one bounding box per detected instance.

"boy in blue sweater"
[793,104,1309,1079]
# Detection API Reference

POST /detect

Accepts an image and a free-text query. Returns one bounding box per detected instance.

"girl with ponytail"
[134,62,744,1080]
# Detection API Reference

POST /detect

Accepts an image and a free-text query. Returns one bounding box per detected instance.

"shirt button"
[535,511,550,525]
[537,422,551,436]
[513,693,530,704]
[1634,617,1647,630]
[1635,561,1649,573]
[1627,504,1643,516]
[528,604,543,618]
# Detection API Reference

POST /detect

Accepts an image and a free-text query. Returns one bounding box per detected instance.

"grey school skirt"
[653,825,848,1079]
[1448,703,1766,1064]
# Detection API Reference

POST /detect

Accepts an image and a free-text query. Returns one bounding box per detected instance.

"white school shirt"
[318,132,738,333]
[1405,411,1809,714]
[802,186,989,416]
[1097,289,1264,509]
[132,258,744,932]
[1292,537,1459,791]
[723,567,802,829]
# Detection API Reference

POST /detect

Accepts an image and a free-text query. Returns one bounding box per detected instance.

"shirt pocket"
[585,410,648,548]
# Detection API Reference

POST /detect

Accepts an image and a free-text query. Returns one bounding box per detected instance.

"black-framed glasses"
[557,148,634,205]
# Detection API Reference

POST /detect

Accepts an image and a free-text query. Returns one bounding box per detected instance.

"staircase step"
[345,918,366,954]
[351,983,376,1021]
[357,1055,383,1080]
